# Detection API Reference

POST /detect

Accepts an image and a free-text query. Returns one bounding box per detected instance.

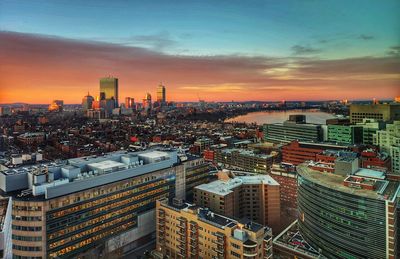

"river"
[225,109,336,125]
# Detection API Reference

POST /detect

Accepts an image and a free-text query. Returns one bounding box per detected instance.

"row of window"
[48,179,169,219]
[12,215,42,221]
[12,235,42,241]
[12,225,42,232]
[13,244,42,251]
[12,205,41,212]
[48,220,135,258]
[48,187,169,239]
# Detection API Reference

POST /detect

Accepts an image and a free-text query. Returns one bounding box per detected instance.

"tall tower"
[82,92,94,111]
[157,83,166,105]
[99,77,119,108]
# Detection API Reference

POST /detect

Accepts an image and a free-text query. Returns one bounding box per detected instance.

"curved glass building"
[297,165,399,259]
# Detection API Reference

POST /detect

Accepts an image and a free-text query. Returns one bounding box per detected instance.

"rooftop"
[297,164,399,201]
[195,174,279,196]
[219,148,273,159]
[0,148,178,200]
[273,220,323,259]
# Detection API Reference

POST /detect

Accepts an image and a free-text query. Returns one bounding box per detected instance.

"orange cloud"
[0,31,399,104]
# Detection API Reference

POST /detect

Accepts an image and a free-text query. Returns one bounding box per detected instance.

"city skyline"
[0,0,399,104]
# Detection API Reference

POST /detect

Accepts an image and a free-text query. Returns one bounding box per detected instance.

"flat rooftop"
[273,220,323,259]
[219,148,273,159]
[195,174,279,196]
[88,160,126,170]
[297,165,399,201]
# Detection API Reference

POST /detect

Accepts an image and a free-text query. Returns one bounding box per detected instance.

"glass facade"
[46,176,175,258]
[297,174,387,259]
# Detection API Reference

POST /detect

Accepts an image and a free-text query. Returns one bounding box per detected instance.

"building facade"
[156,83,166,105]
[297,165,399,259]
[350,103,400,123]
[193,170,281,232]
[0,149,199,259]
[156,198,273,259]
[263,121,322,143]
[215,148,274,174]
[327,125,363,145]
[374,121,400,175]
[99,77,118,108]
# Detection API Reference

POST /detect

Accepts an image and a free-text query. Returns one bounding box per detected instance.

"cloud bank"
[0,31,399,103]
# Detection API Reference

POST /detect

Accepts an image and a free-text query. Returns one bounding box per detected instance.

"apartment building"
[215,148,274,174]
[156,198,273,259]
[193,170,280,233]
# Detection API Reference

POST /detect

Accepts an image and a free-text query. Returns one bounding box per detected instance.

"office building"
[215,148,274,174]
[81,92,94,111]
[156,83,166,105]
[374,120,400,175]
[297,164,399,259]
[194,170,281,232]
[183,156,213,202]
[356,118,386,145]
[99,77,118,108]
[282,141,323,166]
[156,198,273,259]
[263,118,323,143]
[0,198,11,259]
[0,149,195,258]
[124,97,134,109]
[142,93,152,111]
[327,125,363,145]
[350,102,400,123]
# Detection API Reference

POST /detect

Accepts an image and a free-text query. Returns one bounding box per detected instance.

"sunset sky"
[0,0,399,104]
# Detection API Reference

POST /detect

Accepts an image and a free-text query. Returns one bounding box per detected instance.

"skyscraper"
[143,93,152,111]
[125,97,134,108]
[99,77,118,108]
[81,92,94,111]
[157,83,166,105]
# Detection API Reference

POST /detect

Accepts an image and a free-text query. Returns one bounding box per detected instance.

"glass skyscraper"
[99,77,118,108]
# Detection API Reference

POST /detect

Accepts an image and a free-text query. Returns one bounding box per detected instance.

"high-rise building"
[142,93,152,111]
[81,92,94,111]
[0,149,208,258]
[124,97,134,108]
[349,102,400,123]
[156,83,166,105]
[297,164,399,259]
[156,198,273,259]
[99,77,118,108]
[374,120,400,175]
[194,170,281,232]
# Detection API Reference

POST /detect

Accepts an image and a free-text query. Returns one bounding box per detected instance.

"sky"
[0,0,399,104]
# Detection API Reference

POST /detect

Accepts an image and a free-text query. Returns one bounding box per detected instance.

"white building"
[374,121,400,174]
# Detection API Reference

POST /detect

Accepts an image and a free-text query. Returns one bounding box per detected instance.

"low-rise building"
[215,148,274,174]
